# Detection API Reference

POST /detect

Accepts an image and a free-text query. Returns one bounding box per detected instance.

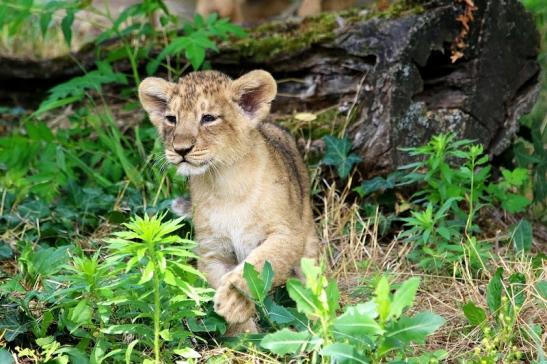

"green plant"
[395,134,531,272]
[322,135,362,179]
[147,13,246,74]
[461,268,541,363]
[35,61,128,115]
[16,1,247,115]
[244,259,446,363]
[0,214,211,363]
[100,214,212,363]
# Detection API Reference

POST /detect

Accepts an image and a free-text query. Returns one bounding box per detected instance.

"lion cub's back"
[257,122,310,211]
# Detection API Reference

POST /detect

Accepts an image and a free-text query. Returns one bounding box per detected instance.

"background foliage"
[0,0,545,363]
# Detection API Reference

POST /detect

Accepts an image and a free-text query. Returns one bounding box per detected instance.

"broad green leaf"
[187,315,227,334]
[508,273,526,307]
[501,167,528,186]
[510,219,533,252]
[61,9,75,47]
[462,301,486,326]
[261,261,274,297]
[390,277,420,319]
[243,262,265,302]
[386,312,445,344]
[138,260,154,284]
[268,303,295,324]
[173,347,201,359]
[374,276,391,322]
[326,279,341,314]
[333,307,383,338]
[0,349,14,364]
[301,258,321,288]
[260,329,310,355]
[70,299,92,325]
[185,41,206,70]
[286,279,320,317]
[501,194,530,213]
[39,12,53,38]
[125,339,138,364]
[487,268,503,314]
[101,324,153,336]
[159,328,171,340]
[163,268,177,286]
[320,343,369,364]
[322,135,362,179]
[536,280,547,299]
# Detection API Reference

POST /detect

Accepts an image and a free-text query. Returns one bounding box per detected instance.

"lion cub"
[138,70,319,334]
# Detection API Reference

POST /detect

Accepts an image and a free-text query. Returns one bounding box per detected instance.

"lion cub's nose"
[174,145,194,157]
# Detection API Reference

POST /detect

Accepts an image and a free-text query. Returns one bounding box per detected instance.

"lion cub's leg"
[225,319,257,336]
[214,233,305,328]
[198,244,258,335]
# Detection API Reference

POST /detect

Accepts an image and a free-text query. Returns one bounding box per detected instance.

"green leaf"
[70,299,92,325]
[390,277,420,319]
[101,324,153,336]
[536,280,547,300]
[374,276,391,322]
[61,9,75,47]
[320,343,369,364]
[138,260,154,284]
[173,347,201,359]
[487,268,503,314]
[386,312,445,344]
[260,329,310,355]
[333,306,383,338]
[300,258,321,289]
[243,262,265,302]
[501,167,528,187]
[261,261,274,295]
[0,348,14,364]
[163,268,177,286]
[501,194,530,213]
[268,303,295,324]
[508,273,526,307]
[185,40,206,70]
[39,12,53,38]
[510,219,533,253]
[187,315,227,334]
[462,301,486,326]
[322,135,362,179]
[125,339,139,364]
[286,279,320,317]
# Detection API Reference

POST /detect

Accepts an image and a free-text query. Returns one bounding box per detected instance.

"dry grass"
[192,173,545,362]
[307,176,547,363]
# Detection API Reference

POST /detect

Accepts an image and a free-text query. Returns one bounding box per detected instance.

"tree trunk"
[0,0,540,175]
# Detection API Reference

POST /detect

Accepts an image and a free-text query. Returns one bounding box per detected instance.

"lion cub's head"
[138,70,277,176]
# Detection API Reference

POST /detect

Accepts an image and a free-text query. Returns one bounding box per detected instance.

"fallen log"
[0,0,540,175]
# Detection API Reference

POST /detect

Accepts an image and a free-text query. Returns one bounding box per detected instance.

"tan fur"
[139,70,319,334]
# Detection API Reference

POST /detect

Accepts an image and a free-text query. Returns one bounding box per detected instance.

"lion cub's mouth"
[174,158,212,176]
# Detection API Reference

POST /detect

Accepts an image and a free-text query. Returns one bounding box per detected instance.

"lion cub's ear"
[138,77,173,126]
[231,70,277,125]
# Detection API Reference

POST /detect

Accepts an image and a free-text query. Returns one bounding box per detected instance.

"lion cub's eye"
[201,114,217,124]
[165,115,176,125]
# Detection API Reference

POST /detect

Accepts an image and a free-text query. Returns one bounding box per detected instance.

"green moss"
[227,0,425,63]
[234,12,338,62]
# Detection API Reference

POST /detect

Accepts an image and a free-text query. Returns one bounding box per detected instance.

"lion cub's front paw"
[214,270,255,324]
